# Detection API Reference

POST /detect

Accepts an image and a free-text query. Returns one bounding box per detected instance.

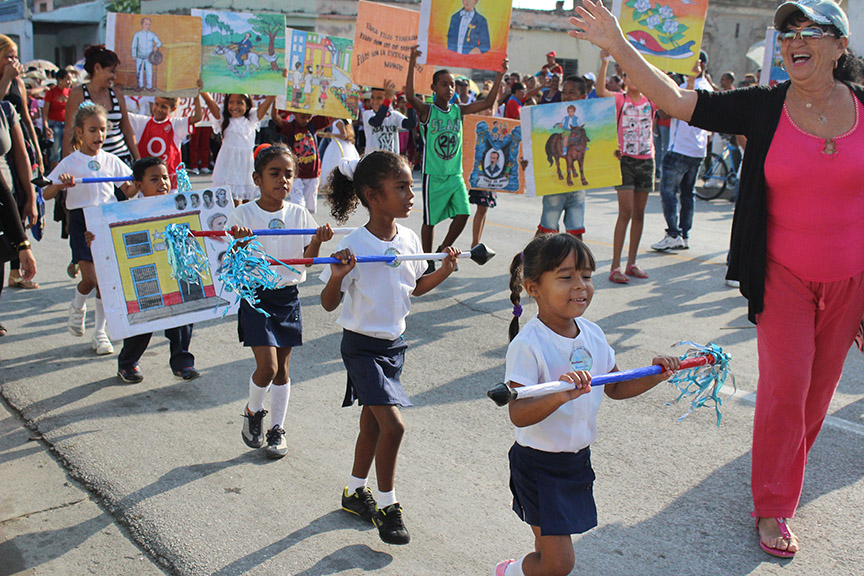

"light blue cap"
[774,0,850,38]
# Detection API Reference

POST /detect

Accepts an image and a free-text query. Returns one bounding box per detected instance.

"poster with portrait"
[612,0,709,76]
[462,115,524,194]
[352,1,435,90]
[85,192,238,339]
[106,13,202,97]
[285,28,361,120]
[759,28,789,87]
[192,9,286,96]
[417,0,511,71]
[521,98,620,197]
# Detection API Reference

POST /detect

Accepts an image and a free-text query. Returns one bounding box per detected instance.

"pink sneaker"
[495,559,516,576]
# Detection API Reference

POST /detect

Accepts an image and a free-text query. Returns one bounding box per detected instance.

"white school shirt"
[48,149,132,210]
[362,107,407,154]
[319,225,426,340]
[226,200,316,287]
[505,315,616,454]
[667,76,712,159]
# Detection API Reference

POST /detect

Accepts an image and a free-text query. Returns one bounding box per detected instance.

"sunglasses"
[778,26,836,43]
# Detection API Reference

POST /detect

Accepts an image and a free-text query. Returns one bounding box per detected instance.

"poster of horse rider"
[520,98,620,197]
[462,114,524,194]
[417,0,512,71]
[284,28,362,120]
[106,13,201,97]
[612,0,709,76]
[192,9,286,97]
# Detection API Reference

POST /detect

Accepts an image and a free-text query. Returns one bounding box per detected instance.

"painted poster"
[418,0,511,72]
[760,28,789,87]
[352,1,434,90]
[106,13,201,97]
[192,9,286,96]
[285,28,361,120]
[85,192,238,339]
[612,0,709,76]
[462,114,524,194]
[521,98,620,197]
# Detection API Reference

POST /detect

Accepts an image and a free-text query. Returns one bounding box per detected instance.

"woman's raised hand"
[568,0,627,53]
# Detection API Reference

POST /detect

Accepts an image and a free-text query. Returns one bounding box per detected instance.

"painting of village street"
[192,9,286,96]
[285,28,361,120]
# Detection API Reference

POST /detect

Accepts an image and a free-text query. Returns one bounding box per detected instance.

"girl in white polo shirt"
[496,233,679,576]
[44,103,135,355]
[320,150,459,546]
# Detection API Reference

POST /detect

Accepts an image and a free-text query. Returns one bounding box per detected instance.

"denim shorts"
[538,191,586,234]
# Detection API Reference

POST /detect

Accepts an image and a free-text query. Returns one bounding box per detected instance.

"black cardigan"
[689,81,864,323]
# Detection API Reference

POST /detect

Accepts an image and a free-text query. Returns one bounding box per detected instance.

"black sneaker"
[117,366,144,384]
[372,503,410,545]
[173,366,200,381]
[241,408,268,449]
[264,426,288,459]
[424,260,436,275]
[341,486,377,523]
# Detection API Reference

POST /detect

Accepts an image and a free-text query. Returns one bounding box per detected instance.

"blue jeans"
[538,190,586,234]
[659,151,702,239]
[653,124,669,178]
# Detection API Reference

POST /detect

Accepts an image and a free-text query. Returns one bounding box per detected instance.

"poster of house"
[521,98,620,197]
[462,114,524,194]
[85,192,237,339]
[612,0,709,76]
[352,1,435,90]
[285,28,361,120]
[192,9,286,96]
[106,13,202,97]
[418,0,511,72]
[759,28,789,86]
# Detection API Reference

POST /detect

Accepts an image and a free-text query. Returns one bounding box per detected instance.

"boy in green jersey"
[406,46,507,272]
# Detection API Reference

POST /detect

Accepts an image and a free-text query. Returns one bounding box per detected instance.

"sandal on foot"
[626,264,649,279]
[0,323,6,337]
[608,268,629,284]
[756,517,797,559]
[8,275,39,289]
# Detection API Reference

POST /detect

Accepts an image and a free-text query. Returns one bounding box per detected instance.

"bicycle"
[696,139,740,200]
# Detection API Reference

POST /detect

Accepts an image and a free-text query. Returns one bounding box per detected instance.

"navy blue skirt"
[509,442,597,536]
[340,329,411,407]
[237,285,302,348]
[68,208,92,263]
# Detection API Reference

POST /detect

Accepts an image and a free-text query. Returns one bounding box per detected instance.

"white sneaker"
[67,303,86,336]
[680,237,689,250]
[726,279,740,288]
[651,234,685,251]
[92,330,114,355]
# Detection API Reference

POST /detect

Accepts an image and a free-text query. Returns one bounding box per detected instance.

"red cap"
[547,50,557,58]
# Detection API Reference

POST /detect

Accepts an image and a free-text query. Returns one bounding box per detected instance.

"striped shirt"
[82,84,131,163]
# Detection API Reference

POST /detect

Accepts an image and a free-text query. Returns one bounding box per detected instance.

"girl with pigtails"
[496,233,679,576]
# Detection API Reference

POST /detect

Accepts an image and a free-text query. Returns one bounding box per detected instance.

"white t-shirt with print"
[226,200,316,286]
[362,107,407,154]
[48,149,133,210]
[320,224,426,340]
[505,315,616,454]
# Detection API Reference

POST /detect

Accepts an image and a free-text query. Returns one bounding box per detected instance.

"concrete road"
[1,174,862,576]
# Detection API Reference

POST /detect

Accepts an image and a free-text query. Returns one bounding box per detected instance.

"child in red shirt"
[270,108,331,213]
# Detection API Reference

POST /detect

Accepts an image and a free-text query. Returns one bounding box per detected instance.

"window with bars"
[131,265,163,310]
[124,231,152,259]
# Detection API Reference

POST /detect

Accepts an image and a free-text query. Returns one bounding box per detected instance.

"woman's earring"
[780,60,787,72]
[834,59,839,69]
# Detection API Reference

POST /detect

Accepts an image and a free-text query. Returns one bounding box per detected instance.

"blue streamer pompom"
[163,223,210,285]
[668,341,734,426]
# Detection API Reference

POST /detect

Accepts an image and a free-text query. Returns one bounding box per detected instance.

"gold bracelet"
[17,240,31,250]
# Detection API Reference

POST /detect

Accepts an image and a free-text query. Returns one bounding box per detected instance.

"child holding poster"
[405,46,506,273]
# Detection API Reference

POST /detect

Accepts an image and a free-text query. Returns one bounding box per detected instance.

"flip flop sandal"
[608,268,629,284]
[0,323,6,337]
[626,264,649,279]
[757,517,796,559]
[8,276,40,289]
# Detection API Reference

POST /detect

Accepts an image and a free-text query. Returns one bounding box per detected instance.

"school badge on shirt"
[384,247,401,269]
[570,344,593,372]
[88,160,100,172]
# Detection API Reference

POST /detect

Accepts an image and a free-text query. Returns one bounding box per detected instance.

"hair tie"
[512,304,523,318]
[253,143,272,160]
[338,158,360,181]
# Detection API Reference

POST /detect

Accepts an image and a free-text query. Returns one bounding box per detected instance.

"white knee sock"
[347,475,367,493]
[269,380,290,429]
[247,375,270,413]
[94,298,107,334]
[505,556,526,576]
[378,489,397,508]
[72,288,89,310]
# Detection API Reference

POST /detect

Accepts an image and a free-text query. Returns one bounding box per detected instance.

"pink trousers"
[752,260,864,518]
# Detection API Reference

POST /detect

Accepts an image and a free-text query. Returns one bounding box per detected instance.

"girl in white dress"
[201,92,275,205]
[318,118,359,190]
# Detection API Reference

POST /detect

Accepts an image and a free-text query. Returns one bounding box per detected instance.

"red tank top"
[137,118,182,188]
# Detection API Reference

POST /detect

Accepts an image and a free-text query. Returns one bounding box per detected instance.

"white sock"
[72,288,89,310]
[247,375,270,413]
[505,556,526,576]
[347,475,367,493]
[269,380,290,429]
[377,489,397,508]
[94,298,107,334]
